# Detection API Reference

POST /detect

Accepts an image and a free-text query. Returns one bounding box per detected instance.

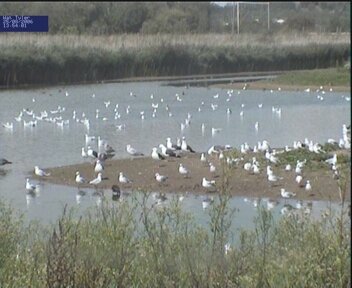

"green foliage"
[0,2,349,34]
[0,193,350,287]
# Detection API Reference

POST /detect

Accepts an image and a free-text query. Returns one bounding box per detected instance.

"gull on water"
[111,185,121,200]
[281,204,295,215]
[211,127,222,135]
[34,166,51,177]
[254,122,259,131]
[85,134,96,145]
[87,146,98,159]
[116,124,126,130]
[97,136,107,148]
[104,143,115,154]
[202,196,214,209]
[26,178,37,193]
[153,192,167,205]
[0,158,12,166]
[266,199,279,211]
[76,190,86,205]
[2,122,13,130]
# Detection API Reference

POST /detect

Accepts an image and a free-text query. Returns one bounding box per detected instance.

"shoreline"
[211,81,350,92]
[1,70,350,92]
[32,150,351,203]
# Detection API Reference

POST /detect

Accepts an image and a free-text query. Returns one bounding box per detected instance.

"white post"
[267,2,270,32]
[237,2,240,34]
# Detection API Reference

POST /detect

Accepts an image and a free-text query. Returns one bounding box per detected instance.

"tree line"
[0,2,350,34]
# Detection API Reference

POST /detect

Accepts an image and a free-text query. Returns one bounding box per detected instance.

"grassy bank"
[267,67,350,87]
[215,67,350,91]
[0,33,350,88]
[0,193,350,287]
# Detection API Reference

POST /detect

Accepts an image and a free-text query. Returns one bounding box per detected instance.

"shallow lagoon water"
[0,81,350,226]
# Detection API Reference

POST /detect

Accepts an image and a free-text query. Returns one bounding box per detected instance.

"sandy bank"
[32,150,350,202]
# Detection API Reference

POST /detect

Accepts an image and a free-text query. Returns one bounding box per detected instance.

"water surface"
[0,81,350,225]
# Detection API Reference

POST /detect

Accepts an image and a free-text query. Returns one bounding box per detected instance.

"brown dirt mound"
[32,150,351,202]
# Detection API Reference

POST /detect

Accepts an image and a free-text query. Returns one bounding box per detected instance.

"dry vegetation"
[0,32,350,51]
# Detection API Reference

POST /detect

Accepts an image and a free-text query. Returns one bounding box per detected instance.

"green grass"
[270,67,350,87]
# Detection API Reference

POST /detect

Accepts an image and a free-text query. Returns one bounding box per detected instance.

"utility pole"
[267,2,270,32]
[232,2,235,35]
[237,2,240,34]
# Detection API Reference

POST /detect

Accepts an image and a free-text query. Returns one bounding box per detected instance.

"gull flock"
[1,84,350,212]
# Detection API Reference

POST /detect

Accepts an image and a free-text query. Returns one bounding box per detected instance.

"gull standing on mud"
[126,144,144,156]
[305,180,312,191]
[179,163,190,178]
[34,166,51,177]
[181,137,195,153]
[159,144,180,158]
[94,159,104,174]
[119,172,132,184]
[202,177,216,188]
[89,172,102,187]
[280,188,296,198]
[166,137,180,150]
[151,147,165,160]
[75,171,87,188]
[267,173,283,185]
[155,173,168,184]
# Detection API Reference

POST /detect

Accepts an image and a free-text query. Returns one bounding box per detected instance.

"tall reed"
[0,33,350,88]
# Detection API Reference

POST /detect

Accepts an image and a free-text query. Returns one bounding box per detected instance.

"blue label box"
[1,16,48,32]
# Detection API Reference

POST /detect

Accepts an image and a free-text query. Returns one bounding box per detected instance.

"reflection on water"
[0,81,350,224]
[0,168,8,177]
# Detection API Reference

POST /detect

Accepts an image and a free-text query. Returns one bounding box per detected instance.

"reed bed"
[0,33,350,87]
[0,32,350,51]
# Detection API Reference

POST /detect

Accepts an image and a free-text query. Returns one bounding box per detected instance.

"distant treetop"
[0,2,349,34]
